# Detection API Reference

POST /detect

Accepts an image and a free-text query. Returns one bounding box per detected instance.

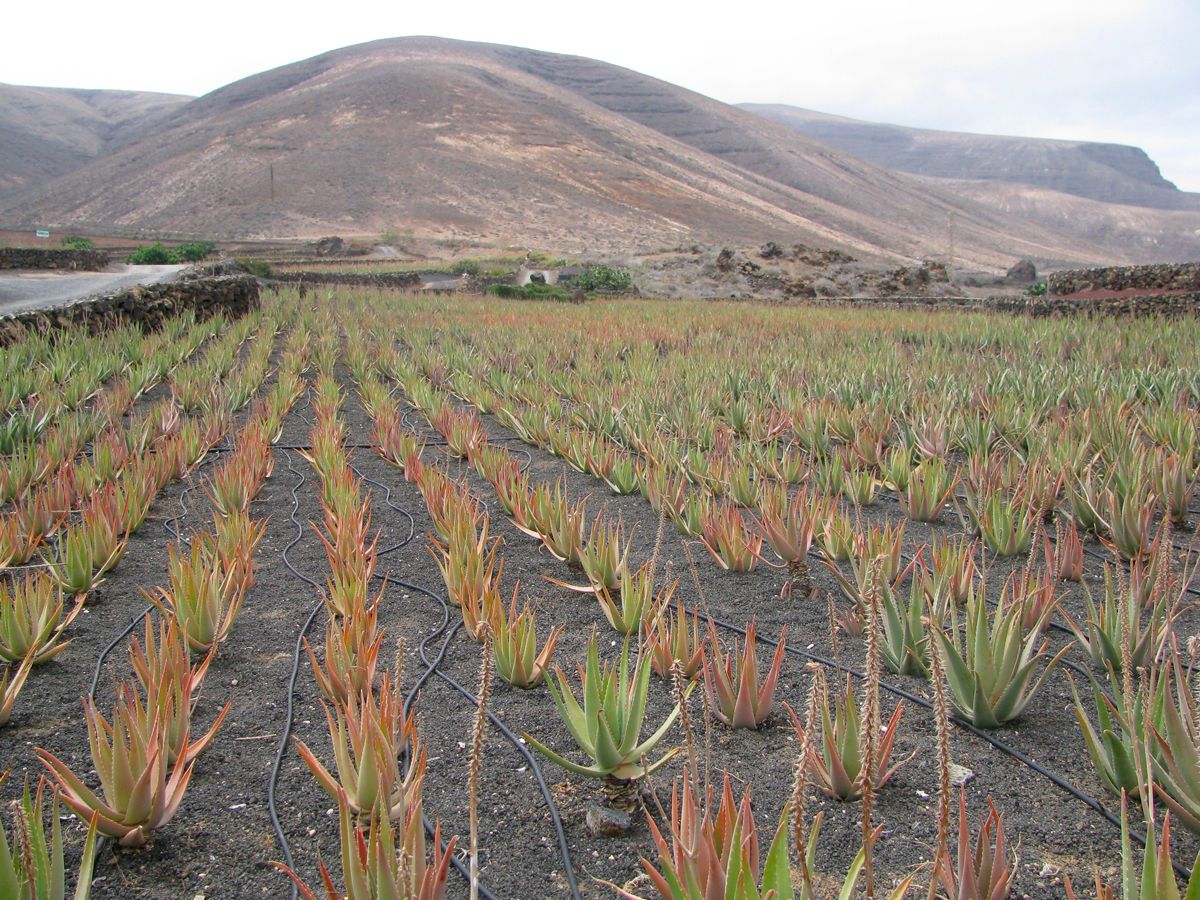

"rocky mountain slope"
[1,38,1196,268]
[0,84,190,197]
[741,103,1200,212]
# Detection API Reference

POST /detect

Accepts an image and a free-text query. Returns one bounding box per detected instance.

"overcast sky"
[5,0,1198,191]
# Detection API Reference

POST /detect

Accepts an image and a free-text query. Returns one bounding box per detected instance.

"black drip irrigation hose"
[349,414,579,895]
[270,448,575,899]
[395,372,1194,881]
[389,584,499,900]
[267,451,324,896]
[381,569,582,900]
[700,610,1192,880]
[422,397,1186,877]
[87,455,214,699]
[329,405,580,895]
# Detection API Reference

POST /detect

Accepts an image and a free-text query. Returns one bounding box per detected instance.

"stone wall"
[794,292,1200,317]
[1025,291,1200,317]
[0,248,110,271]
[275,270,422,290]
[1048,262,1200,295]
[0,275,259,347]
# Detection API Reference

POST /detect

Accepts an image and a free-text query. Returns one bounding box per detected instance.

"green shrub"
[125,243,176,265]
[572,265,633,293]
[235,258,273,278]
[60,236,94,250]
[1026,281,1048,297]
[484,283,572,302]
[173,241,214,262]
[451,259,482,276]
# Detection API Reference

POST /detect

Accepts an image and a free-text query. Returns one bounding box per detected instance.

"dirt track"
[0,264,185,315]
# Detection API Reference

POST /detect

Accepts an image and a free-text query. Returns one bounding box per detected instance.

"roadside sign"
[35,230,49,238]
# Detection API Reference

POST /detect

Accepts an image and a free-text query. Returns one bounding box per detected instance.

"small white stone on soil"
[949,763,975,787]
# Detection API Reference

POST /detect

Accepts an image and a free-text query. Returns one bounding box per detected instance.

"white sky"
[4,0,1198,191]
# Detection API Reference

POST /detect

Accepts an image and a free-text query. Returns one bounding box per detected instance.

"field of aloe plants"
[0,289,1198,899]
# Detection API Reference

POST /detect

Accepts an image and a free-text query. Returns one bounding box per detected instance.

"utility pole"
[269,164,275,202]
[946,211,956,275]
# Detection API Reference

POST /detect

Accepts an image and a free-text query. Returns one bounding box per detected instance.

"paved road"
[0,265,186,316]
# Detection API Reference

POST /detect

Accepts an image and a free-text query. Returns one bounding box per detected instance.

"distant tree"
[572,265,633,293]
[172,241,215,262]
[125,243,176,264]
[60,235,95,250]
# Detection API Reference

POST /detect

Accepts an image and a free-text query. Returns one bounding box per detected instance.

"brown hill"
[740,103,1200,212]
[0,84,190,197]
[1,38,1196,268]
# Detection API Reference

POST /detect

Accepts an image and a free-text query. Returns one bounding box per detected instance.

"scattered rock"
[715,248,736,272]
[784,279,816,298]
[1006,259,1038,282]
[949,764,975,787]
[759,241,784,259]
[586,802,633,837]
[312,236,347,257]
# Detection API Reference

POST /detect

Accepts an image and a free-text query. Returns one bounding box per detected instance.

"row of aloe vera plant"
[0,296,307,896]
[351,342,1055,897]
[0,306,289,729]
[320,292,1200,896]
[277,324,455,899]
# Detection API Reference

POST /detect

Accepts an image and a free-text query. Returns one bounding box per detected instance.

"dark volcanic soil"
[2,350,1196,899]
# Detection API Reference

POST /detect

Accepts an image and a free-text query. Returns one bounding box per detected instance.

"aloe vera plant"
[901,457,958,522]
[0,653,35,726]
[703,619,786,729]
[936,792,1015,900]
[295,676,420,821]
[1068,670,1149,800]
[792,672,908,801]
[575,515,632,594]
[1148,652,1200,835]
[524,636,683,808]
[148,540,245,653]
[932,587,1071,728]
[43,528,102,598]
[492,585,561,689]
[614,769,796,900]
[597,563,669,635]
[305,597,384,705]
[127,616,228,768]
[753,484,828,598]
[1063,563,1176,675]
[699,500,761,572]
[276,785,455,900]
[876,576,931,677]
[646,595,706,680]
[976,491,1037,557]
[37,690,195,847]
[0,777,99,900]
[1066,796,1200,900]
[0,573,79,665]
